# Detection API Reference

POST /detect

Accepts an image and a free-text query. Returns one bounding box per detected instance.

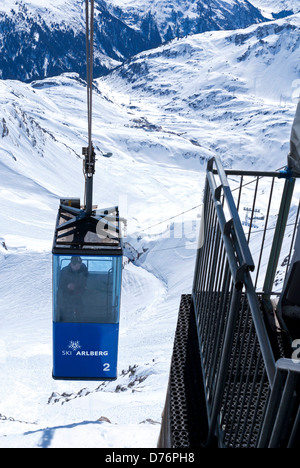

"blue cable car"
[52,202,123,380]
[52,0,123,380]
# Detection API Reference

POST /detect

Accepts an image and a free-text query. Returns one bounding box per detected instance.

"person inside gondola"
[58,256,88,322]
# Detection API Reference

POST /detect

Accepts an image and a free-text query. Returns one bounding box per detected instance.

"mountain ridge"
[0,0,268,82]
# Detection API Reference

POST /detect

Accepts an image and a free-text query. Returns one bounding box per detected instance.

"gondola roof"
[52,202,123,256]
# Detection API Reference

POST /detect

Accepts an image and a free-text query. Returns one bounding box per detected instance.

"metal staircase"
[159,156,300,448]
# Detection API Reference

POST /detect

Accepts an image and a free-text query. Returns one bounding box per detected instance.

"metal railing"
[192,156,300,448]
[222,169,299,297]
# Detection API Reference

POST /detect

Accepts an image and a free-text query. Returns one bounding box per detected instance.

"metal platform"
[158,295,209,448]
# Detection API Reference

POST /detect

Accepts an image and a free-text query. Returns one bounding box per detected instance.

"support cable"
[86,0,94,155]
[84,0,95,214]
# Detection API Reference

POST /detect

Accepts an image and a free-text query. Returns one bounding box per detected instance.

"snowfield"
[0,71,202,448]
[0,9,300,448]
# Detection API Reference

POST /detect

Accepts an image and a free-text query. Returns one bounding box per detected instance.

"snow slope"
[101,13,300,170]
[0,71,202,447]
[0,13,300,448]
[251,0,300,18]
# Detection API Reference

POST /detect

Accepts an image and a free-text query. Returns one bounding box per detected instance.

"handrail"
[207,157,255,278]
[207,157,277,382]
[193,156,280,446]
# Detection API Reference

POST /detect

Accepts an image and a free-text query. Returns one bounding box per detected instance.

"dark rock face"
[0,2,160,82]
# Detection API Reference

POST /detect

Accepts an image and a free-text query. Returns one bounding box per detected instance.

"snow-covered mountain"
[0,0,160,81]
[101,12,300,170]
[0,3,300,448]
[106,0,266,41]
[2,0,297,84]
[0,0,267,82]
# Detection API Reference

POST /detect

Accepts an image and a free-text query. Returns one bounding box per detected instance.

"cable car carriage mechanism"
[52,0,123,380]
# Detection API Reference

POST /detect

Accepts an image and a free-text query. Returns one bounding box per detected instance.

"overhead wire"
[135,168,299,259]
[81,5,289,237]
[84,0,95,213]
[140,166,288,235]
[85,0,94,159]
[140,203,202,233]
[80,10,294,246]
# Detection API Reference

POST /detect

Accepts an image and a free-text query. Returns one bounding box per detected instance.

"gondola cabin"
[52,200,123,380]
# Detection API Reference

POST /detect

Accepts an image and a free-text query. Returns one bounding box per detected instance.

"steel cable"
[85,0,94,169]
